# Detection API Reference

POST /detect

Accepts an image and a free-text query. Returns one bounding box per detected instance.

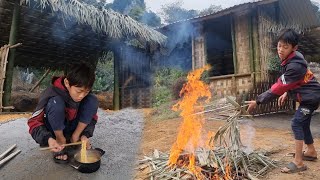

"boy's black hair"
[277,29,300,47]
[66,63,95,89]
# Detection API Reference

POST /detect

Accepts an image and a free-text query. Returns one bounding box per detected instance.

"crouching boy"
[27,63,98,163]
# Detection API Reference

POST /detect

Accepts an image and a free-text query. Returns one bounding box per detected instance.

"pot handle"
[70,164,81,170]
[93,148,105,156]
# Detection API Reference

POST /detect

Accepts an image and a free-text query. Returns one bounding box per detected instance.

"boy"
[246,29,320,173]
[27,63,98,163]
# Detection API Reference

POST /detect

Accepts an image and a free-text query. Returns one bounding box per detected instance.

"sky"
[144,0,256,12]
[103,0,320,13]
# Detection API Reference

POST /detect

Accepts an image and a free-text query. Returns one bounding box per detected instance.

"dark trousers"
[291,103,319,144]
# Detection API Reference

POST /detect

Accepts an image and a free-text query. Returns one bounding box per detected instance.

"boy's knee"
[82,94,98,109]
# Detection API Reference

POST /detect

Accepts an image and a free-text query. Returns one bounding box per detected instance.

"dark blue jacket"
[257,51,320,105]
[27,77,98,146]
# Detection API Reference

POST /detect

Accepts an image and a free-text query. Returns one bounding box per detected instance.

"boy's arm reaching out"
[256,63,307,104]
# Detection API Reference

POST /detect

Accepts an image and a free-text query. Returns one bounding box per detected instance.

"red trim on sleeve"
[270,78,304,95]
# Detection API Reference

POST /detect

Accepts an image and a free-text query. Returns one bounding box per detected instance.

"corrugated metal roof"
[159,0,319,30]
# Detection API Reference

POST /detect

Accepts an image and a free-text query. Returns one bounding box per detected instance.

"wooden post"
[113,44,120,111]
[252,9,261,83]
[3,0,20,109]
[248,12,254,74]
[230,15,237,74]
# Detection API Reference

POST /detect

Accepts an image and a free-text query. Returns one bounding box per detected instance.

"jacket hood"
[281,51,307,68]
[52,76,66,91]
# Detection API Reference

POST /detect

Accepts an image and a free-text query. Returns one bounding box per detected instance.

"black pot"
[70,148,105,173]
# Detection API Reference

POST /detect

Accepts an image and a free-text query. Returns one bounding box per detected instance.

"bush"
[152,86,171,107]
[171,77,186,100]
[268,55,281,72]
[93,52,114,92]
[152,67,186,107]
[150,100,180,121]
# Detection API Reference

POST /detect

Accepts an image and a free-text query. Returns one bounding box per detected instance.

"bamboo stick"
[0,150,21,167]
[0,144,16,160]
[39,141,82,151]
[8,43,22,49]
[29,69,50,92]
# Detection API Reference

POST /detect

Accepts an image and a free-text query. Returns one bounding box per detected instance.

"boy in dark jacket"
[28,63,98,163]
[246,29,320,173]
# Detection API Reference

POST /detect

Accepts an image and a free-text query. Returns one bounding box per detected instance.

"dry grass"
[0,113,31,123]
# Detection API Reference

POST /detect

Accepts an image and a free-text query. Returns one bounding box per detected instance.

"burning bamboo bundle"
[138,66,277,180]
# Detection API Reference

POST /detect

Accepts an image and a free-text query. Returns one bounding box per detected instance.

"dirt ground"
[1,108,320,179]
[137,110,320,180]
[0,108,144,180]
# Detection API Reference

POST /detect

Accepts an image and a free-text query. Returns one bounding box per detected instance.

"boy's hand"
[48,137,64,152]
[80,135,91,149]
[245,101,257,114]
[278,92,287,106]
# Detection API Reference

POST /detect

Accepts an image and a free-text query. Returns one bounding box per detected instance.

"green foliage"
[152,67,187,108]
[160,1,198,24]
[150,100,180,121]
[171,77,186,100]
[311,1,320,19]
[198,4,222,16]
[140,11,161,27]
[93,52,114,92]
[268,55,281,72]
[154,67,187,88]
[112,0,146,13]
[129,6,145,21]
[152,86,172,107]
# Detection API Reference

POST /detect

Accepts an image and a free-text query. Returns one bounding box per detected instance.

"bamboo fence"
[0,43,21,112]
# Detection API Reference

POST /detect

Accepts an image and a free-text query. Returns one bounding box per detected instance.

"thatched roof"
[23,0,166,44]
[0,0,166,68]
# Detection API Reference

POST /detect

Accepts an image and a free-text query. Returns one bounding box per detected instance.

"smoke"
[113,44,152,88]
[240,119,256,154]
[154,22,199,71]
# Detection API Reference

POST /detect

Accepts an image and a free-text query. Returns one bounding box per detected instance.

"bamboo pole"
[113,44,120,110]
[3,0,21,110]
[39,141,82,151]
[0,144,16,160]
[0,150,21,168]
[29,69,51,92]
[230,15,237,74]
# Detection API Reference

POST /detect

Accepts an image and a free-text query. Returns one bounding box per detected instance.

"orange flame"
[224,161,232,180]
[168,65,211,179]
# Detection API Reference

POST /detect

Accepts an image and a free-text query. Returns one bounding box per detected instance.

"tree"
[160,1,198,24]
[311,1,320,20]
[140,11,161,27]
[198,4,222,16]
[112,0,146,13]
[82,0,106,9]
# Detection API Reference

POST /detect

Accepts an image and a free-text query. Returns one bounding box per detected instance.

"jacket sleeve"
[27,109,53,146]
[256,63,306,104]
